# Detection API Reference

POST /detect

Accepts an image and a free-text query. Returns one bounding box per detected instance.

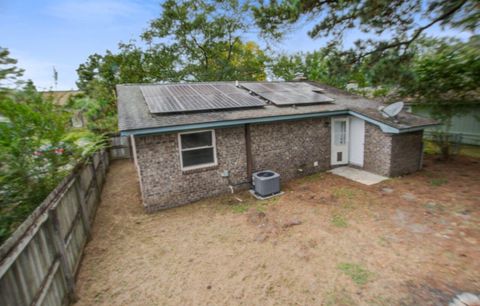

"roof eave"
[120,109,436,137]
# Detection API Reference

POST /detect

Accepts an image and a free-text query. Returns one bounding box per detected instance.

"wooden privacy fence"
[108,134,132,160]
[0,150,109,306]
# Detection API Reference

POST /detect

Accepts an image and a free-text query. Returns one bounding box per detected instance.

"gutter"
[120,110,348,136]
[120,109,440,137]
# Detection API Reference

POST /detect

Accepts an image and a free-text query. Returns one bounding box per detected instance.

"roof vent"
[252,170,280,197]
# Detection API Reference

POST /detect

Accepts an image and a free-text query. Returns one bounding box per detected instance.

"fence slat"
[74,178,91,240]
[108,134,132,160]
[0,144,113,306]
[47,209,77,304]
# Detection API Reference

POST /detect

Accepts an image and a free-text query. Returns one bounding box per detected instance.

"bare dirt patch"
[75,156,480,305]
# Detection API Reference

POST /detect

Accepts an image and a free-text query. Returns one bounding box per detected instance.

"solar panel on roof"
[140,83,265,114]
[241,82,334,106]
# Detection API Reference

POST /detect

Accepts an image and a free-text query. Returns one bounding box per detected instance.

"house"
[41,90,86,128]
[116,81,436,212]
[407,103,480,146]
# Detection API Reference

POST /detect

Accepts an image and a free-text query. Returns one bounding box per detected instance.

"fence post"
[90,156,100,194]
[47,209,77,303]
[73,174,91,240]
[128,135,134,159]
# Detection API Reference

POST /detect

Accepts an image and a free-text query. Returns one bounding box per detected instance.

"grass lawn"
[75,155,480,305]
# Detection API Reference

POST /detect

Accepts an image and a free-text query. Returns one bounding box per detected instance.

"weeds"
[378,235,390,247]
[332,187,357,199]
[231,204,250,213]
[337,262,372,285]
[430,178,448,186]
[324,289,355,306]
[331,214,348,228]
[297,172,325,184]
[227,192,280,214]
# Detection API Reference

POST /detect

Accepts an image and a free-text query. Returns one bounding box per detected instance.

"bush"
[0,85,106,243]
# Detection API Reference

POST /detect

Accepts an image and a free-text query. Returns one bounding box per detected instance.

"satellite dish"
[378,101,404,118]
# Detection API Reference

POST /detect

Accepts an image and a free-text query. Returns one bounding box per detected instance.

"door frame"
[349,116,365,167]
[331,117,349,165]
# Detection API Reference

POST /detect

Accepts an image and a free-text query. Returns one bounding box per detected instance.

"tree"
[253,0,479,60]
[0,47,24,91]
[142,0,267,81]
[0,82,72,242]
[0,54,105,243]
[270,46,362,87]
[76,0,270,133]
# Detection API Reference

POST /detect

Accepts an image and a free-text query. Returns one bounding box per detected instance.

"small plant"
[378,236,390,247]
[337,262,372,285]
[324,289,355,306]
[332,187,357,199]
[230,203,249,213]
[331,214,348,228]
[430,178,448,186]
[298,172,324,184]
[256,205,266,213]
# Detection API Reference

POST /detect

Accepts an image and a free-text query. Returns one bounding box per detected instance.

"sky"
[0,0,474,90]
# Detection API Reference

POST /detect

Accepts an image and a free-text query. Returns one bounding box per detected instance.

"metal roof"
[140,83,265,113]
[241,82,334,105]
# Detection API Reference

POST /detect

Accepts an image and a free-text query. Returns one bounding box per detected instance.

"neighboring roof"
[117,81,437,136]
[40,90,83,106]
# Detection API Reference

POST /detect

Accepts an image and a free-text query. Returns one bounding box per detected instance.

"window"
[334,120,347,145]
[178,130,217,170]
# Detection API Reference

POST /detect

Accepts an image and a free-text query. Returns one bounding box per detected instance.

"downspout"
[226,124,254,193]
[245,124,253,182]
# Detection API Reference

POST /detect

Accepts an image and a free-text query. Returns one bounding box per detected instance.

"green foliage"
[253,0,479,60]
[332,187,357,200]
[0,78,106,243]
[231,203,250,213]
[142,0,267,81]
[270,47,360,88]
[430,178,448,186]
[331,214,348,228]
[337,262,373,285]
[400,36,480,119]
[0,47,24,90]
[66,93,118,133]
[76,1,269,133]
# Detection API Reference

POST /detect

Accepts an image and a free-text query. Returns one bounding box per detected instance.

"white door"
[349,117,365,167]
[331,117,349,165]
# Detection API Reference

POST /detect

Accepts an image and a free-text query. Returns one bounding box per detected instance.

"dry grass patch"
[75,156,480,306]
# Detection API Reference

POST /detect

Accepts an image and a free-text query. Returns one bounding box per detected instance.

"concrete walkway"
[329,166,388,185]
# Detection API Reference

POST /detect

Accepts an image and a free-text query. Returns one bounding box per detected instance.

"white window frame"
[178,129,218,171]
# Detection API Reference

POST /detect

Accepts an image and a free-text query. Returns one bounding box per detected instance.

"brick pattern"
[134,127,248,212]
[250,118,331,180]
[363,123,393,176]
[390,131,424,176]
[363,123,423,176]
[134,119,331,211]
[134,118,423,212]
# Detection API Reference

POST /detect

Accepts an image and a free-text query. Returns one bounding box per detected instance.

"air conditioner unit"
[252,170,280,197]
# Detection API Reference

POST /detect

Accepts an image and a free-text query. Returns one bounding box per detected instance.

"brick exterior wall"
[390,131,424,176]
[363,123,393,176]
[363,123,423,177]
[250,118,331,180]
[134,127,248,212]
[133,118,423,212]
[134,119,331,211]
